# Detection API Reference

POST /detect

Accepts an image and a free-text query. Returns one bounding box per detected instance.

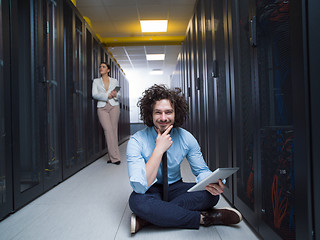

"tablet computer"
[113,86,121,92]
[187,167,239,192]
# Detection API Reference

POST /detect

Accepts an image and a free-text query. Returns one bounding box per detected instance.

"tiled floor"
[0,141,260,240]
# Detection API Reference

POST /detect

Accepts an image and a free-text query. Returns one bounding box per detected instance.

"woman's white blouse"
[92,77,121,107]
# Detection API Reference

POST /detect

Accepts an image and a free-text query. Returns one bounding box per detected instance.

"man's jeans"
[129,180,219,229]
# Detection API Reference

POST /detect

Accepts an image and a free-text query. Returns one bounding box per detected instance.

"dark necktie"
[162,152,168,201]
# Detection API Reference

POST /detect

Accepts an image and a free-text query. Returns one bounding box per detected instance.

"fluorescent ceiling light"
[140,20,168,32]
[146,54,165,61]
[150,69,163,75]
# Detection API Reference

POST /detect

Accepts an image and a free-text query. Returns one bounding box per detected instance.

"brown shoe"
[202,207,242,226]
[130,213,150,234]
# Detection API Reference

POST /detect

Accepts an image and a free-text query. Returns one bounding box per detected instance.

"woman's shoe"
[107,160,120,165]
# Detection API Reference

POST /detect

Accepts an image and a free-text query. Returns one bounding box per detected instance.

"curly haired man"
[127,84,242,234]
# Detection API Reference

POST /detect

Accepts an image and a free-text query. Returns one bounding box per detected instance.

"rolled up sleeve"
[184,131,212,182]
[92,80,108,102]
[127,136,155,193]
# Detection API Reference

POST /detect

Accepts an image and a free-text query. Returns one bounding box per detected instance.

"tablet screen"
[187,167,239,192]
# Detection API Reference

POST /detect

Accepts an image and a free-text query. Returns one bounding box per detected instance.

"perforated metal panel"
[256,1,295,238]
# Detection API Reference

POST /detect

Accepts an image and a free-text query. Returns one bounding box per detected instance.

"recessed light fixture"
[150,69,163,75]
[146,54,165,61]
[140,20,168,32]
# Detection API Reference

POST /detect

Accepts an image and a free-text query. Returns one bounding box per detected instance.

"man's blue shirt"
[126,126,212,194]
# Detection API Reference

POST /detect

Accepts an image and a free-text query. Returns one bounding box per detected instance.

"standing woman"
[92,62,121,165]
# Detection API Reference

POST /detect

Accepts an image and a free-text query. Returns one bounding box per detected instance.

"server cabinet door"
[308,0,320,238]
[190,17,200,143]
[195,0,208,163]
[92,39,101,154]
[11,0,42,209]
[203,0,216,171]
[0,0,13,220]
[255,1,295,239]
[230,0,259,231]
[85,29,95,163]
[11,0,62,208]
[185,31,193,132]
[208,0,233,200]
[42,0,63,191]
[73,15,85,168]
[62,5,86,178]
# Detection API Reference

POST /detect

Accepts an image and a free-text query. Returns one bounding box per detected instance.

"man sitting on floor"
[126,84,242,234]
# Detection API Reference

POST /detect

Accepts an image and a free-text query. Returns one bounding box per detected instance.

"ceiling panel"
[132,62,148,67]
[130,56,146,61]
[136,0,171,5]
[108,47,126,54]
[148,61,164,68]
[125,48,145,55]
[76,0,104,7]
[168,5,195,19]
[126,45,145,51]
[79,7,109,21]
[168,0,196,4]
[145,45,165,54]
[76,0,197,84]
[116,60,131,65]
[94,22,115,34]
[138,5,169,19]
[115,21,142,34]
[102,0,138,7]
[106,6,139,20]
[111,55,128,61]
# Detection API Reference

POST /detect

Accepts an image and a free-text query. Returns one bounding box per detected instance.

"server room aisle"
[0,141,259,240]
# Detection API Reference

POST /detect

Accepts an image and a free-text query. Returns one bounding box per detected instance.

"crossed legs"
[129,180,219,229]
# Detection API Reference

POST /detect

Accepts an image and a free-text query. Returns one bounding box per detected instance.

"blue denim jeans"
[129,180,219,229]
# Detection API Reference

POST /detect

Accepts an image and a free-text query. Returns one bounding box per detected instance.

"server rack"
[308,0,320,239]
[229,0,259,231]
[289,1,313,239]
[11,0,62,209]
[42,0,64,191]
[0,0,13,219]
[210,0,234,201]
[62,1,86,178]
[179,0,235,203]
[85,28,95,164]
[0,0,130,220]
[171,0,316,238]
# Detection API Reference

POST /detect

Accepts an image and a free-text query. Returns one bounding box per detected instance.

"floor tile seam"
[213,225,223,240]
[114,201,129,240]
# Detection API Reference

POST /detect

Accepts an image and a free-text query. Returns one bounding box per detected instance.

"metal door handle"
[250,16,257,47]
